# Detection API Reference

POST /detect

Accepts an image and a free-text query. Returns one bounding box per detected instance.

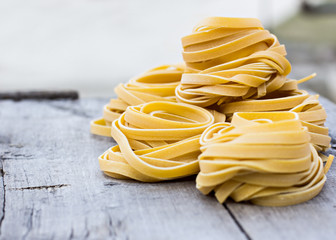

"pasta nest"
[176,48,292,107]
[177,17,294,107]
[196,112,333,206]
[99,101,214,182]
[181,17,283,72]
[91,16,334,207]
[91,64,185,136]
[220,90,330,151]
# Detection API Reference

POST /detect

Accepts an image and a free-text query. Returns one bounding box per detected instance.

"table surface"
[1,95,336,240]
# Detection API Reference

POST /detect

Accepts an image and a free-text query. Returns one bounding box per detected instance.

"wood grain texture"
[0,99,246,240]
[1,93,335,240]
[225,94,336,240]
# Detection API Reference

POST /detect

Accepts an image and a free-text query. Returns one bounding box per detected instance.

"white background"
[0,0,301,97]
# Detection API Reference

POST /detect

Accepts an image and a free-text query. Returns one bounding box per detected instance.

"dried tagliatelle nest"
[197,112,333,206]
[91,17,334,207]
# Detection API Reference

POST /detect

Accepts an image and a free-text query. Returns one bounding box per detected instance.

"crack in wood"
[9,184,70,191]
[13,153,33,158]
[68,227,74,240]
[84,218,90,239]
[106,213,129,239]
[103,182,121,187]
[224,204,252,240]
[22,206,34,240]
[1,153,34,161]
[107,213,114,237]
[0,91,78,101]
[0,159,6,236]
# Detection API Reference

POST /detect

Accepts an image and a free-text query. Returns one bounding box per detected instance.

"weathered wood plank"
[0,99,246,240]
[0,160,4,237]
[225,94,336,240]
[1,92,336,240]
[0,91,79,100]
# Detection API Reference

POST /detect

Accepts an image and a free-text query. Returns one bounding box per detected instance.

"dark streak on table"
[0,91,79,101]
[0,91,335,240]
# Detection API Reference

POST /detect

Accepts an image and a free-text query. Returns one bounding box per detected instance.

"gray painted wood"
[1,93,336,240]
[0,99,246,240]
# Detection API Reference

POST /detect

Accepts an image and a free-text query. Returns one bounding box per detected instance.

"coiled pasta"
[91,64,185,136]
[218,88,330,151]
[290,94,330,151]
[182,17,282,72]
[99,101,214,181]
[91,63,226,136]
[177,17,293,107]
[196,112,333,206]
[91,16,333,207]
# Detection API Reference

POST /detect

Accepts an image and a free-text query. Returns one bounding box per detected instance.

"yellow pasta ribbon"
[99,101,215,181]
[91,63,225,136]
[220,89,309,115]
[197,112,333,206]
[219,89,330,151]
[177,17,294,107]
[91,64,185,136]
[176,49,292,107]
[290,94,330,151]
[182,17,281,72]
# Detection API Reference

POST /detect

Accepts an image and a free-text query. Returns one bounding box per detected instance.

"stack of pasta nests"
[91,17,333,206]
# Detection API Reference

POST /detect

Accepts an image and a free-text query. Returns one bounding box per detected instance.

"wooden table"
[1,95,336,240]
